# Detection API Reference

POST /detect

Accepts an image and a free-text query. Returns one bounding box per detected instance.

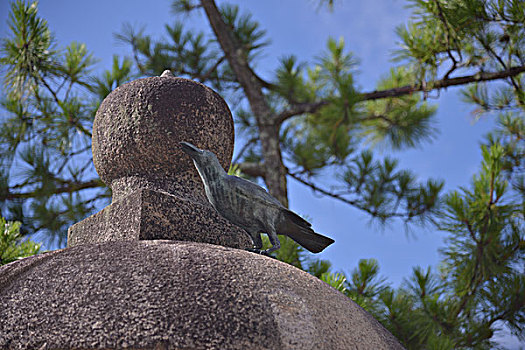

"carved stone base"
[67,189,252,249]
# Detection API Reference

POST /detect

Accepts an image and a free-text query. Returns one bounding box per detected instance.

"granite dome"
[0,240,403,349]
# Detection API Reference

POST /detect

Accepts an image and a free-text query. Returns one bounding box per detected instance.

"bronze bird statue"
[180,141,334,254]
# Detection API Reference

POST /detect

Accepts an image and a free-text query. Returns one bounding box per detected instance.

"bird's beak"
[180,142,204,158]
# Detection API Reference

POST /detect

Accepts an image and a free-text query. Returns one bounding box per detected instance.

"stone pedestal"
[68,188,248,248]
[67,71,250,249]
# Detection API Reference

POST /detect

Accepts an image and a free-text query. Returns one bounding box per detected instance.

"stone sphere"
[92,75,234,188]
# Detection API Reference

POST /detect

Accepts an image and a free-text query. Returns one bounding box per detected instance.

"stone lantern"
[0,71,404,349]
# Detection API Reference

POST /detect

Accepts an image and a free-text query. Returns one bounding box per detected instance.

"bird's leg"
[246,232,264,254]
[265,228,281,254]
[252,233,263,250]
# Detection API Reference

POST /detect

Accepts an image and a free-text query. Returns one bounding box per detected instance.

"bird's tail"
[280,211,334,253]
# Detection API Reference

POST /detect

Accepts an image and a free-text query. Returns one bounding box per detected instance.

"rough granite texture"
[0,241,405,350]
[92,75,234,192]
[68,188,251,249]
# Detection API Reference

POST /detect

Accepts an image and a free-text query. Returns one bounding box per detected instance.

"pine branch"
[33,76,93,138]
[432,0,461,79]
[451,173,499,322]
[131,45,148,76]
[201,0,267,111]
[38,76,61,106]
[26,193,108,235]
[55,146,92,175]
[232,136,258,164]
[276,66,525,124]
[474,33,521,93]
[361,66,525,101]
[2,179,104,200]
[199,56,225,82]
[288,170,441,222]
[289,171,357,205]
[275,101,329,124]
[252,68,276,90]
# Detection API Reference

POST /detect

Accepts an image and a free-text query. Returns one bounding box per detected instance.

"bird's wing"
[226,175,312,227]
[224,175,284,209]
[225,175,334,253]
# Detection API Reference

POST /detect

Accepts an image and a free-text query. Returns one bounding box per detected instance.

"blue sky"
[1,0,521,347]
[0,0,496,287]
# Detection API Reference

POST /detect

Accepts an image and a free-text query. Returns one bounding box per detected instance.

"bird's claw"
[246,248,271,256]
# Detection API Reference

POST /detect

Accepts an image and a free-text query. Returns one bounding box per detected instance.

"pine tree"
[0,216,40,265]
[0,1,523,347]
[0,0,133,246]
[322,126,524,348]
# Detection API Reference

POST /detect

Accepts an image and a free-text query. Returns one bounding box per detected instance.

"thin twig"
[2,179,104,200]
[432,0,461,79]
[199,56,225,82]
[232,136,258,164]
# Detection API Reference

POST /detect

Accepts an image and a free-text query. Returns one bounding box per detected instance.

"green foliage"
[0,0,132,245]
[271,236,303,269]
[304,257,332,278]
[115,2,268,96]
[227,163,242,177]
[396,0,525,103]
[321,136,524,349]
[345,258,389,314]
[0,216,40,265]
[339,150,444,224]
[484,113,524,193]
[220,4,270,61]
[0,1,58,96]
[320,271,347,293]
[363,66,438,150]
[91,55,133,101]
[170,0,200,14]
[437,140,524,342]
[274,55,312,104]
[271,38,443,226]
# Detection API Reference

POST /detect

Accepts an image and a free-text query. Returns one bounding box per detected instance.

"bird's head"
[180,142,221,170]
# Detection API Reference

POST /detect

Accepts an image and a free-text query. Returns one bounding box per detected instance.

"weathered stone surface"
[0,241,404,350]
[92,75,234,196]
[68,188,251,249]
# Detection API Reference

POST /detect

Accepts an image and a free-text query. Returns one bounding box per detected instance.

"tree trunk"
[258,124,288,207]
[201,0,289,207]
